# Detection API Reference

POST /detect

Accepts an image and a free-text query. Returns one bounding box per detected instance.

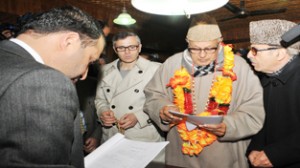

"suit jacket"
[0,40,84,168]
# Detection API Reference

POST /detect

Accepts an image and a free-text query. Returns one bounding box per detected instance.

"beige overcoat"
[144,50,265,168]
[95,57,165,162]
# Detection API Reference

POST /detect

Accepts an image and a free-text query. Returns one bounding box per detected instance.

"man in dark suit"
[0,6,105,168]
[76,76,102,155]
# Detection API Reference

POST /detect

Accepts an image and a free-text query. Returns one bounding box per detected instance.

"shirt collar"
[10,38,44,64]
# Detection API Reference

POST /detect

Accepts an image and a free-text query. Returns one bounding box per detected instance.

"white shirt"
[10,38,44,64]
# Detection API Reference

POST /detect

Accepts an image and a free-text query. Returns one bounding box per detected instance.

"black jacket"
[247,55,300,168]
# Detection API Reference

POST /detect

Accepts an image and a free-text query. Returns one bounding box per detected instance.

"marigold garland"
[167,44,236,156]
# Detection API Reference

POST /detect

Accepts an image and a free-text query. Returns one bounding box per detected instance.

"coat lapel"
[115,66,143,96]
[115,57,149,96]
[101,63,122,97]
[102,57,148,98]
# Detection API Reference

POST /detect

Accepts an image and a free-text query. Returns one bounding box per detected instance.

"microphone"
[280,24,300,48]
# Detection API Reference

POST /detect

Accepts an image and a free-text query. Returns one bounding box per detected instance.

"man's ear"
[218,37,223,42]
[276,48,287,61]
[185,38,189,43]
[138,44,142,53]
[113,46,118,54]
[60,32,80,49]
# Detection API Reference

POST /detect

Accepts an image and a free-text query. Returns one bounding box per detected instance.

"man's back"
[0,40,83,168]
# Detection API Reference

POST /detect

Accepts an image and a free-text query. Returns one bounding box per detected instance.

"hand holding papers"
[169,110,224,131]
[84,133,169,168]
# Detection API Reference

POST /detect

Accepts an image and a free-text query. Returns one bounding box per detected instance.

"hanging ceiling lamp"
[132,0,229,18]
[113,1,136,26]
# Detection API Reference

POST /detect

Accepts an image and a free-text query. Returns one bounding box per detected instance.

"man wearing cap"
[144,14,265,167]
[247,19,300,168]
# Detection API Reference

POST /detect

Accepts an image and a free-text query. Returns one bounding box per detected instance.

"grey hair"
[287,47,300,56]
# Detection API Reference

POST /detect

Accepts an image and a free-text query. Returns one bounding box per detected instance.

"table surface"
[146,162,184,168]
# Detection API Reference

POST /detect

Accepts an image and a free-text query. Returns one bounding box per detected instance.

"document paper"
[84,133,169,168]
[169,110,224,131]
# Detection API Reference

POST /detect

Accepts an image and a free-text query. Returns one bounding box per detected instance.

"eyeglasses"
[115,45,139,52]
[250,47,280,56]
[188,47,218,54]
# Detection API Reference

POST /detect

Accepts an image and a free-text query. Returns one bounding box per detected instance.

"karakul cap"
[250,19,300,50]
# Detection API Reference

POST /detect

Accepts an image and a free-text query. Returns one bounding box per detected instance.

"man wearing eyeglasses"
[143,14,265,168]
[94,31,165,163]
[247,19,300,168]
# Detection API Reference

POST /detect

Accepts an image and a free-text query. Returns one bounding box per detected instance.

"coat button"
[272,81,278,87]
[128,106,133,110]
[147,119,152,124]
[106,89,110,92]
[134,89,139,93]
[111,105,115,109]
[138,70,143,74]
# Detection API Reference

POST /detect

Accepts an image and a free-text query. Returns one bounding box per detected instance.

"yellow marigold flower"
[211,76,232,104]
[199,112,211,116]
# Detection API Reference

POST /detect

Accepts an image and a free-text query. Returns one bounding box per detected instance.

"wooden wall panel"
[1,0,299,54]
[0,0,112,22]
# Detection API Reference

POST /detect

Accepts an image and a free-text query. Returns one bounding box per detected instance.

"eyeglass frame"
[187,46,219,54]
[114,44,140,52]
[250,46,280,56]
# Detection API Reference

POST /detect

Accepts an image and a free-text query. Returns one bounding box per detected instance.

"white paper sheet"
[84,133,169,168]
[187,114,224,125]
[169,110,224,131]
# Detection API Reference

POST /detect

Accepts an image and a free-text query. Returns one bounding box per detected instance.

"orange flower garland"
[167,44,236,156]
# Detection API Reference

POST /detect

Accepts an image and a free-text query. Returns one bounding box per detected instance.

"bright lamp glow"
[113,8,136,25]
[132,0,229,16]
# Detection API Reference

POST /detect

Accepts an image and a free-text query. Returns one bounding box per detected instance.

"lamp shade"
[132,0,229,16]
[113,8,136,25]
